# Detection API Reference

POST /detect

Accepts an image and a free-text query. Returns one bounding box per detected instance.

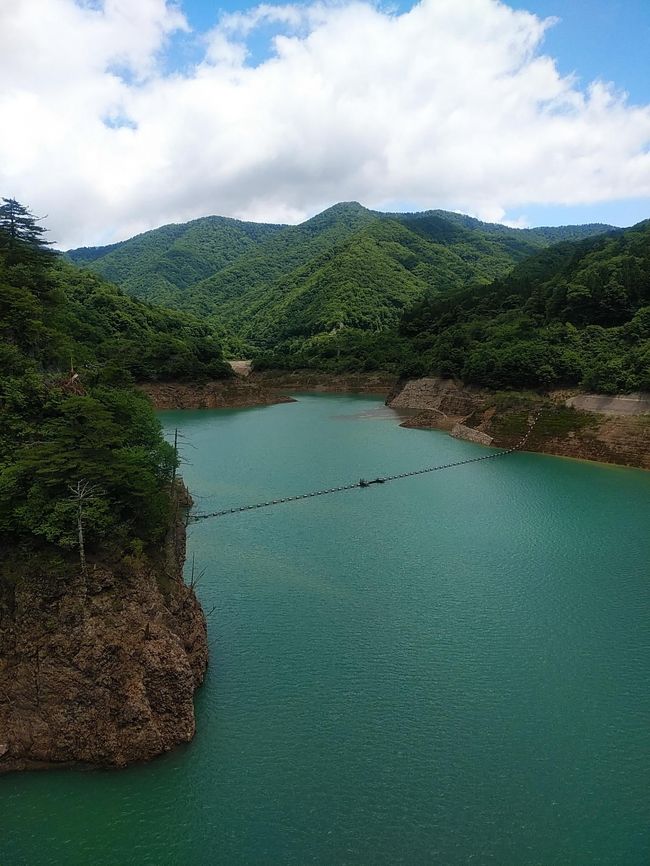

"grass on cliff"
[490,405,600,442]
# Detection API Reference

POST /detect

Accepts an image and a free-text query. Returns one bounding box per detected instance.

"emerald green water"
[3,394,649,865]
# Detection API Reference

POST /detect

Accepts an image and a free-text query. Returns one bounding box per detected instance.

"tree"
[68,480,103,573]
[0,197,52,253]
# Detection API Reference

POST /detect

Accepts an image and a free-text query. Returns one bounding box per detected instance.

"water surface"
[3,394,649,865]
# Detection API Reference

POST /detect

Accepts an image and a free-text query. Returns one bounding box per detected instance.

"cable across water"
[189,410,542,523]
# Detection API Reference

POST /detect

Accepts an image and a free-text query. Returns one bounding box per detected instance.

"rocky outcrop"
[0,489,208,773]
[503,414,650,469]
[450,423,494,446]
[138,379,295,410]
[388,377,483,420]
[228,360,253,377]
[388,377,650,470]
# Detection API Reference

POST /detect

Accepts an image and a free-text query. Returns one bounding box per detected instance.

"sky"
[1,0,649,248]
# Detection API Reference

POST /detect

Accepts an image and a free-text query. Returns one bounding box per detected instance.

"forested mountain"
[63,200,647,394]
[258,221,650,394]
[67,203,611,345]
[0,202,230,557]
[400,220,650,392]
[68,215,285,311]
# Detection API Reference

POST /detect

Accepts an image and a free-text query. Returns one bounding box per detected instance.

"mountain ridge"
[67,202,615,347]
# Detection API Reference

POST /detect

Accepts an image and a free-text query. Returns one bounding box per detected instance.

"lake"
[3,394,649,865]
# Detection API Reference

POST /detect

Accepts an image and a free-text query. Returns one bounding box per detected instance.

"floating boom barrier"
[190,410,542,523]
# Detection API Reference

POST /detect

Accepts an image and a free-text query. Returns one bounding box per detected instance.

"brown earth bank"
[138,379,296,410]
[388,378,650,470]
[0,484,208,773]
[138,372,399,410]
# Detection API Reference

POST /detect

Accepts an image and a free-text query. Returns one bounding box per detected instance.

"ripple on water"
[3,394,650,866]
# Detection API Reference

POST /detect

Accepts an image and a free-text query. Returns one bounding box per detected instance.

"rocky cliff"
[388,378,650,470]
[0,490,207,773]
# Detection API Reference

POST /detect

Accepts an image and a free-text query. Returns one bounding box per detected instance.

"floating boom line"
[189,411,542,523]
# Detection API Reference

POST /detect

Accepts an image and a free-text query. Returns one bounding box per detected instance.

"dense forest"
[68,203,611,347]
[69,215,285,313]
[0,199,230,561]
[400,221,650,391]
[256,221,650,393]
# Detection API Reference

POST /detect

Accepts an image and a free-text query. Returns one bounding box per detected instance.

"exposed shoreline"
[388,378,650,471]
[139,371,399,411]
[138,378,296,410]
[141,372,649,471]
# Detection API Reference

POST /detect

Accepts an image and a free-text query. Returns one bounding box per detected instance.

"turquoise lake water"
[3,394,650,865]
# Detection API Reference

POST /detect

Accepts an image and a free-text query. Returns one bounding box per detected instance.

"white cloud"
[1,0,649,247]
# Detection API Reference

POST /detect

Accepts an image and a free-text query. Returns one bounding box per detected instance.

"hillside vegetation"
[66,201,648,394]
[68,203,611,346]
[401,220,650,391]
[0,205,230,559]
[259,221,650,394]
[69,215,284,312]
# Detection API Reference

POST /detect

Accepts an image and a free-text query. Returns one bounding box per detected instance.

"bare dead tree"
[188,553,207,590]
[172,427,178,483]
[67,480,102,573]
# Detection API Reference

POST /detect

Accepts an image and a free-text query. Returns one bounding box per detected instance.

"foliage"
[54,262,233,382]
[399,222,650,392]
[67,202,612,348]
[255,220,649,394]
[68,214,286,311]
[0,197,53,255]
[0,207,229,558]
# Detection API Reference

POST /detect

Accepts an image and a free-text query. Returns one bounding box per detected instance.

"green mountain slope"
[403,220,650,331]
[68,215,285,310]
[67,204,613,346]
[399,220,650,391]
[256,220,650,393]
[223,222,429,343]
[219,211,614,347]
[220,215,542,344]
[156,202,380,316]
[399,209,611,246]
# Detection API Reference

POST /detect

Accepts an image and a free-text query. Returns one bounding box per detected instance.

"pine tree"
[0,197,53,253]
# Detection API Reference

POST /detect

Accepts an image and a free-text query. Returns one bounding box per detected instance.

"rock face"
[139,372,400,410]
[566,392,650,415]
[388,377,482,420]
[516,414,650,469]
[0,497,208,773]
[450,423,494,446]
[228,360,253,377]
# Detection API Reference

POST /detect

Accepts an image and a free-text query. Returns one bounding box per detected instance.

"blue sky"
[510,0,650,106]
[3,0,650,245]
[510,1,650,226]
[172,0,650,228]
[179,0,650,103]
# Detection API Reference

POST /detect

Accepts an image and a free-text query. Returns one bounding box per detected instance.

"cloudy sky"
[1,0,650,248]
